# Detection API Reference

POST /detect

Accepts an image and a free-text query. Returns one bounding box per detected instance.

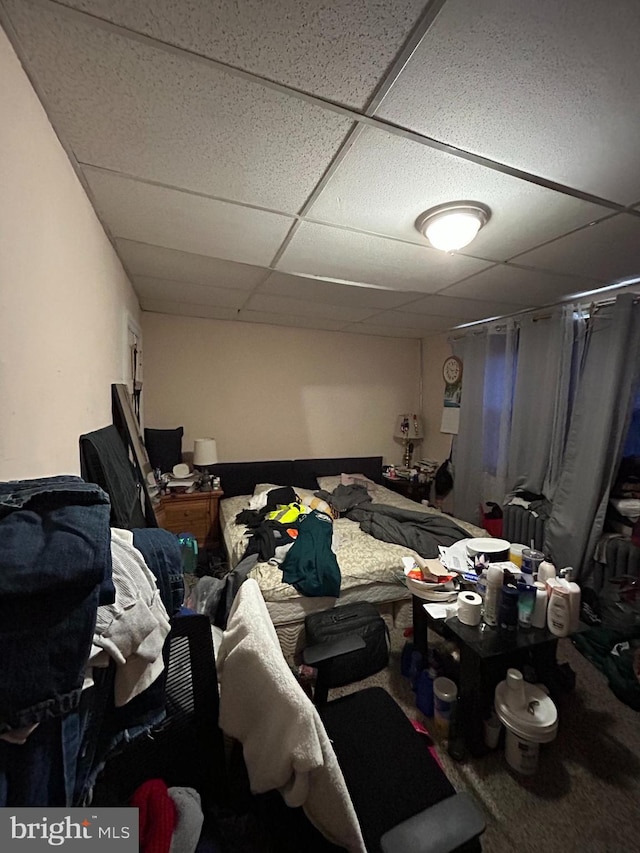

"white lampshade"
[193,438,218,467]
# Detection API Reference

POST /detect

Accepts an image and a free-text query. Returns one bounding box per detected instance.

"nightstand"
[382,474,431,504]
[157,489,224,549]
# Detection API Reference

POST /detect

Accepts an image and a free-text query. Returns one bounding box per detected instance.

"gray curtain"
[544,294,640,580]
[452,321,517,526]
[507,305,586,499]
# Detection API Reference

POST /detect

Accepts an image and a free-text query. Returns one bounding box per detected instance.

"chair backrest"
[217,579,366,853]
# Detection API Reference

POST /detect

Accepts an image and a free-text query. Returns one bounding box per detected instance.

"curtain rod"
[448,289,639,339]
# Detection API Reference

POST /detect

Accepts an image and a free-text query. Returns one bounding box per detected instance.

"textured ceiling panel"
[5,0,639,337]
[117,240,268,291]
[85,170,293,266]
[6,0,352,212]
[377,0,640,204]
[278,222,492,292]
[405,293,523,320]
[140,299,240,321]
[260,271,416,310]
[360,311,463,332]
[236,310,345,332]
[56,0,428,109]
[133,276,247,309]
[309,128,609,261]
[243,293,374,323]
[513,215,640,283]
[340,323,423,338]
[441,264,595,306]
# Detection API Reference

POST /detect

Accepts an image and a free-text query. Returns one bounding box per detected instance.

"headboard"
[214,456,383,498]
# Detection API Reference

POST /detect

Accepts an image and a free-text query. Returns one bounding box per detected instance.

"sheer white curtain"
[507,305,586,499]
[452,321,517,526]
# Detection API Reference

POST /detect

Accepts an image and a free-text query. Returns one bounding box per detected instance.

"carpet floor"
[329,619,640,853]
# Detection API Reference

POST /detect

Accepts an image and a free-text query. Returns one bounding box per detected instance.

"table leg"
[457,645,485,756]
[412,595,429,662]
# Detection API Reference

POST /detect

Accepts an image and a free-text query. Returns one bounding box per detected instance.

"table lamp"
[193,438,218,491]
[394,413,424,468]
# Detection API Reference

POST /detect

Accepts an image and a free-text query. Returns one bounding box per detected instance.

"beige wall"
[421,333,454,464]
[0,29,140,480]
[142,312,422,465]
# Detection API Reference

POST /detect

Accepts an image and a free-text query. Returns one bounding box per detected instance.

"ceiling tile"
[117,240,268,290]
[376,0,640,204]
[360,312,461,332]
[512,215,640,283]
[405,294,522,320]
[309,127,609,261]
[440,264,591,306]
[236,310,345,332]
[340,323,423,338]
[85,170,293,266]
[5,0,352,212]
[260,271,415,309]
[277,222,492,292]
[55,0,427,109]
[133,276,247,309]
[140,299,240,321]
[243,293,374,322]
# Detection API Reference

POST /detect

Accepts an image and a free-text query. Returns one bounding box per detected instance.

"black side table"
[412,596,576,756]
[382,474,431,504]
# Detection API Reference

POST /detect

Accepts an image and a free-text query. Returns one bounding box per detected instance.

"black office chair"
[218,580,485,853]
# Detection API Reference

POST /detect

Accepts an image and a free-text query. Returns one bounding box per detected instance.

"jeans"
[0,477,112,730]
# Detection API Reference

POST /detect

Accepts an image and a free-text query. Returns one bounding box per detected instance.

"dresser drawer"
[162,499,210,527]
[158,490,223,549]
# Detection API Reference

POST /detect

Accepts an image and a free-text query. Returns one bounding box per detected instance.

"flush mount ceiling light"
[415,201,491,252]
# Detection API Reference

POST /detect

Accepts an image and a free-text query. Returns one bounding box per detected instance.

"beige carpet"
[329,620,640,853]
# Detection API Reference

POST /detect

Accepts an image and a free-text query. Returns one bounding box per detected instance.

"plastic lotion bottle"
[547,583,571,637]
[484,565,503,626]
[531,581,548,629]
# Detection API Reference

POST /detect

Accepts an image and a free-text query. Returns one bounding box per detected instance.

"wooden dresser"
[157,489,224,549]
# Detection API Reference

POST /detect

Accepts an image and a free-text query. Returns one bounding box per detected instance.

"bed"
[216,456,484,655]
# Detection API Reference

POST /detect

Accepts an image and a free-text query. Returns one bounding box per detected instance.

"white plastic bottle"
[547,584,571,637]
[531,581,548,629]
[566,581,581,632]
[537,560,556,585]
[483,565,503,627]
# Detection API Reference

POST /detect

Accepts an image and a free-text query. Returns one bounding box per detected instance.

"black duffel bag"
[304,602,390,688]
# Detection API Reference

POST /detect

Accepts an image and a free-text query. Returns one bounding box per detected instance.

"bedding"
[218,458,484,654]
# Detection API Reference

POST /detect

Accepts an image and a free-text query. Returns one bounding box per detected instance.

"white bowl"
[465,537,510,562]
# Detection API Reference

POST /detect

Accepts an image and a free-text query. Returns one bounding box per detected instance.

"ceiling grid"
[2,0,640,335]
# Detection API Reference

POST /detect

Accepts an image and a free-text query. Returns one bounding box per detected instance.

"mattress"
[221,478,483,655]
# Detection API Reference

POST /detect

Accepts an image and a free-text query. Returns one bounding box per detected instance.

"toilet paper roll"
[457,591,483,626]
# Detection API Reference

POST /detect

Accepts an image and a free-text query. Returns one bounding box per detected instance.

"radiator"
[502,505,546,551]
[590,535,640,593]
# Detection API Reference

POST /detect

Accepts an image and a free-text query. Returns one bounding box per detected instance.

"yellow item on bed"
[265,502,310,524]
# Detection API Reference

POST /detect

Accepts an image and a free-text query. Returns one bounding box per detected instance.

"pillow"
[340,472,375,488]
[144,426,184,474]
[252,483,283,497]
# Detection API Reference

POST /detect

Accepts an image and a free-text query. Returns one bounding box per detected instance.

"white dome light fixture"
[416,202,491,252]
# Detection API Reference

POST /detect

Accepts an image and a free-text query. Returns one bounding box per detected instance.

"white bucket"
[504,728,540,775]
[494,669,558,776]
[433,676,458,739]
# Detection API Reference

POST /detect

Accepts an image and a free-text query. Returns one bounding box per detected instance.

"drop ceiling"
[3,0,640,337]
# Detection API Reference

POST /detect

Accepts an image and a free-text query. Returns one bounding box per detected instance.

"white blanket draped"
[217,579,365,852]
